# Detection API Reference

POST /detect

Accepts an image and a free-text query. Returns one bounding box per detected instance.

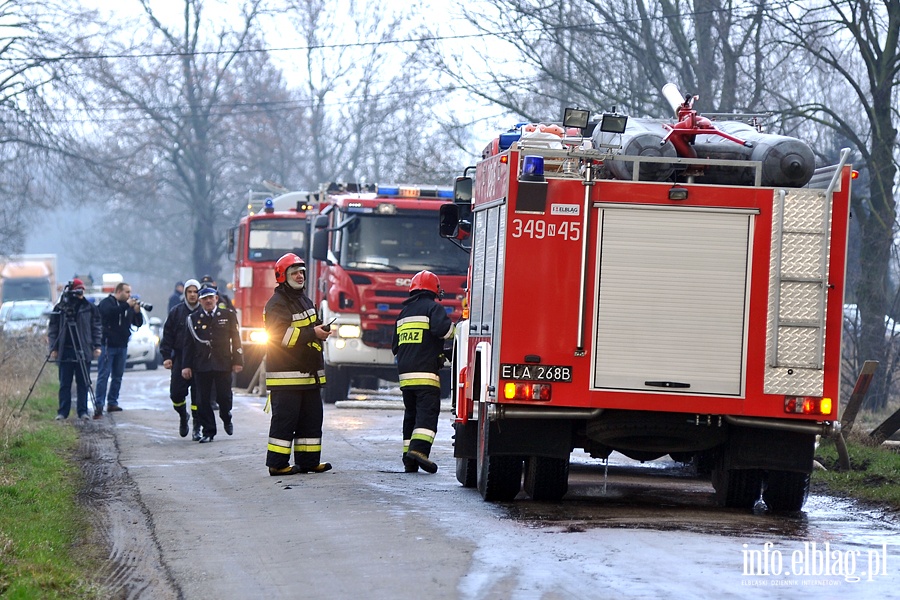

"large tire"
[145,357,159,371]
[712,466,764,509]
[456,457,477,488]
[323,365,350,404]
[524,456,569,501]
[763,470,810,512]
[476,411,523,501]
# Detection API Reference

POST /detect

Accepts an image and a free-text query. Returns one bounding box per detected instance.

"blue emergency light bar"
[375,185,453,199]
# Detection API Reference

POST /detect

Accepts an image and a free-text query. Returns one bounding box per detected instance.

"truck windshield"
[339,212,468,275]
[3,279,51,302]
[247,219,307,262]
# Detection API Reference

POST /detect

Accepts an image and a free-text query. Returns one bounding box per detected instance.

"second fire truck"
[441,87,853,511]
[310,183,469,403]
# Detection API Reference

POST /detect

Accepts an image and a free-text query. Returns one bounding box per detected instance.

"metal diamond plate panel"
[764,188,830,396]
[779,282,823,322]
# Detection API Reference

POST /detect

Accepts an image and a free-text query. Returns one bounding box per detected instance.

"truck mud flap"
[722,426,816,473]
[481,418,572,459]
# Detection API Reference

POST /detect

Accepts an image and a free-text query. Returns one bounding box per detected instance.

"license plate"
[500,363,572,382]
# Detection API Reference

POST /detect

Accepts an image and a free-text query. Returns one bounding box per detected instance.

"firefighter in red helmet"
[263,253,333,475]
[392,270,455,473]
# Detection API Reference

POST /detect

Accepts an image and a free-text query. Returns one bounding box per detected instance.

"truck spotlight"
[600,113,628,134]
[248,329,268,344]
[668,186,689,201]
[563,107,590,130]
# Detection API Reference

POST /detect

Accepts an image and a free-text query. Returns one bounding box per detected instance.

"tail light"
[784,396,833,416]
[503,381,552,401]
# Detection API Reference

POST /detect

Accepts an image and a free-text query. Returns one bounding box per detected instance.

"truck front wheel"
[323,365,350,404]
[524,456,569,501]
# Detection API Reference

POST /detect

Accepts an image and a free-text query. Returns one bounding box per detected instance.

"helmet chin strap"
[287,278,304,290]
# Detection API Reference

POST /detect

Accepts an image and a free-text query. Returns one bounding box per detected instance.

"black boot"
[402,453,419,473]
[192,423,201,442]
[407,450,437,474]
[178,410,190,437]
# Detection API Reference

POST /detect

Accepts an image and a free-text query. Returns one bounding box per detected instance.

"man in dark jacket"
[167,281,184,313]
[94,282,143,417]
[263,253,333,476]
[181,287,243,443]
[48,278,102,420]
[160,278,200,439]
[392,270,455,474]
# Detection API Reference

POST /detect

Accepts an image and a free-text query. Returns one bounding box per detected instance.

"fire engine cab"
[310,184,469,403]
[228,191,316,389]
[441,87,853,511]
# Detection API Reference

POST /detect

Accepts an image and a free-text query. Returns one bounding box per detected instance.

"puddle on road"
[502,458,900,544]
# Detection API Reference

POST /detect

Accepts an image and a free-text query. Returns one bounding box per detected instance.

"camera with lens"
[134,299,153,312]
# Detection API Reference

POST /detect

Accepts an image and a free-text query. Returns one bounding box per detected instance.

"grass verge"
[0,343,104,599]
[814,435,900,510]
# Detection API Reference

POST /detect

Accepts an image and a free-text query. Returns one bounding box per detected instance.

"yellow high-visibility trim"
[267,376,319,387]
[173,399,186,408]
[411,428,435,443]
[268,443,292,455]
[294,444,322,453]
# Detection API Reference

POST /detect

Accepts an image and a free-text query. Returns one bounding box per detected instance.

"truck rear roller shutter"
[592,205,754,396]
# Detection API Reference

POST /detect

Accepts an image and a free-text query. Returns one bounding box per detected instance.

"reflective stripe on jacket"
[392,292,454,388]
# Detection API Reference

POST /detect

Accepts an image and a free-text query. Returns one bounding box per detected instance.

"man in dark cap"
[181,287,243,443]
[198,275,235,312]
[48,278,102,420]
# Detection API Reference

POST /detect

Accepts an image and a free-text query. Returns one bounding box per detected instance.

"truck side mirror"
[454,176,473,204]
[313,214,329,230]
[226,227,235,258]
[439,204,460,238]
[312,228,329,262]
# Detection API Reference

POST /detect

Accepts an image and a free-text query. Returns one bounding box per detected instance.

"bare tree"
[770,1,900,409]
[59,0,278,282]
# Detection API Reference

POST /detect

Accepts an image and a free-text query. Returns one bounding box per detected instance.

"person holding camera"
[94,282,143,417]
[48,279,102,420]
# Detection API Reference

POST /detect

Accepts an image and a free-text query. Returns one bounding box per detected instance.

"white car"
[126,308,161,370]
[0,300,54,339]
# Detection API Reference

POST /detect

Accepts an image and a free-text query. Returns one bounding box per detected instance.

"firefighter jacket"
[264,284,325,390]
[97,294,143,348]
[392,291,455,388]
[48,296,102,358]
[160,300,199,364]
[182,307,243,373]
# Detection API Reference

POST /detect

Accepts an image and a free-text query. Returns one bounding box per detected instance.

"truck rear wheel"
[762,470,810,512]
[476,413,523,501]
[712,466,763,509]
[323,365,350,403]
[524,456,569,501]
[456,457,477,488]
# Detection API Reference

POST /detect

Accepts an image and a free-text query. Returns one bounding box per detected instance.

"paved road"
[78,368,900,599]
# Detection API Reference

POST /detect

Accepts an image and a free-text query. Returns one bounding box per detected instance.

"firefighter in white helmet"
[263,253,333,476]
[392,270,455,473]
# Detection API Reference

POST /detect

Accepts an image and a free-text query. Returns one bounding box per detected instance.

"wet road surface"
[76,368,900,599]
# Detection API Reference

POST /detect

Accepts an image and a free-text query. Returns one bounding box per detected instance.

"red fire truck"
[310,183,469,403]
[228,191,316,389]
[441,90,853,511]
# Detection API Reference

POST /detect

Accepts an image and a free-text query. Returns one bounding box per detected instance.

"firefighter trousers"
[194,370,233,438]
[402,386,440,458]
[169,358,197,422]
[266,388,325,470]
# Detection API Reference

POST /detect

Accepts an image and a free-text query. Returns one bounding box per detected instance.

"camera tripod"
[18,308,96,416]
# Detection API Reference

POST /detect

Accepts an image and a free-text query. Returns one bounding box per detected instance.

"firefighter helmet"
[275,253,305,284]
[409,270,441,296]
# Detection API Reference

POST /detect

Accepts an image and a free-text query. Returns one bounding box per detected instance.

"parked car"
[0,300,54,339]
[126,308,161,370]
